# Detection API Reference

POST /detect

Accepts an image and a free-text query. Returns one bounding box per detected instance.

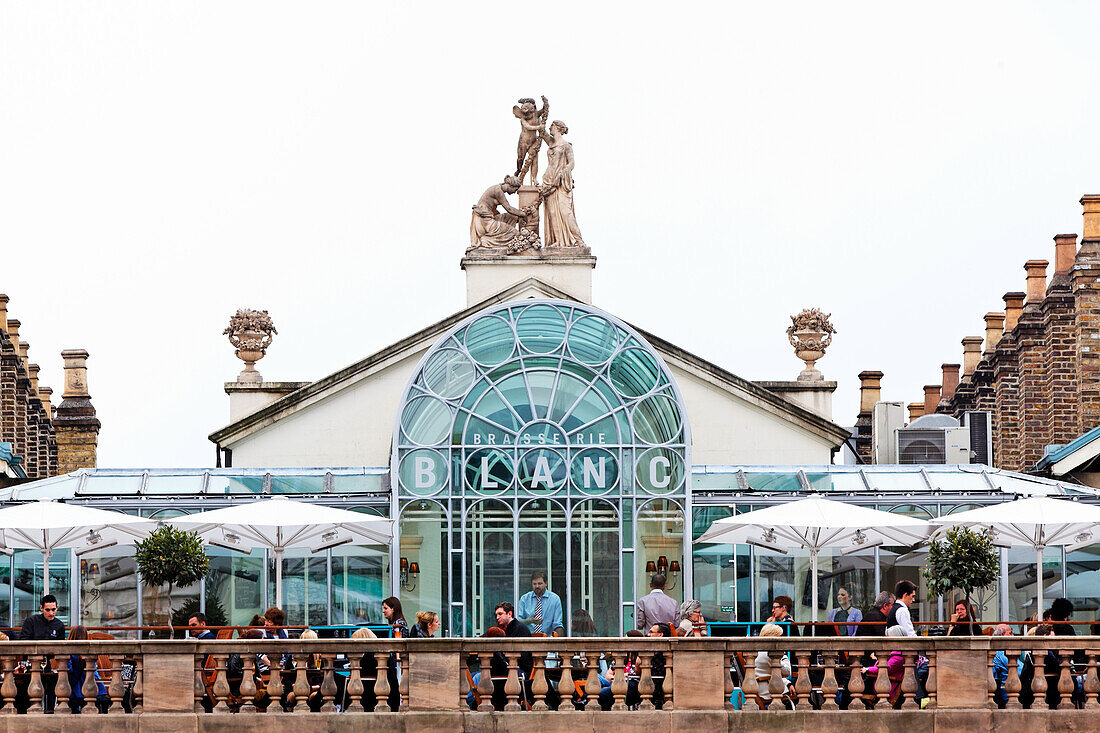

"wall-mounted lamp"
[400,557,420,592]
[645,561,657,574]
[647,557,682,590]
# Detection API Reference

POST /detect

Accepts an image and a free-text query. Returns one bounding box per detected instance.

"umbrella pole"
[275,547,284,609]
[811,548,818,636]
[1036,544,1045,623]
[42,548,51,596]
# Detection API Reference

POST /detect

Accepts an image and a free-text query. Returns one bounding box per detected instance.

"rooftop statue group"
[468,95,587,256]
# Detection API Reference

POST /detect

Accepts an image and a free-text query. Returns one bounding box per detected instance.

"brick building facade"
[928,195,1100,472]
[0,294,99,483]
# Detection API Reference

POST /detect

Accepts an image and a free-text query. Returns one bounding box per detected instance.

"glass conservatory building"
[5,299,1100,635]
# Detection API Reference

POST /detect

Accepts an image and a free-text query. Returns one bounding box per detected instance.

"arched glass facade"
[392,299,691,635]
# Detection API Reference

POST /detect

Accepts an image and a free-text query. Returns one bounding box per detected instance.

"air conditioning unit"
[872,402,905,464]
[962,411,993,465]
[896,415,971,465]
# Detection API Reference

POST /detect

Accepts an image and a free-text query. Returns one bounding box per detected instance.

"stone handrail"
[0,636,1098,717]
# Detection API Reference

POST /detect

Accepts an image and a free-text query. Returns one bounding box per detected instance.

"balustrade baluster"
[924,650,936,710]
[723,652,735,711]
[661,650,674,711]
[53,657,71,714]
[987,650,998,710]
[1031,647,1047,708]
[373,652,391,713]
[195,654,207,713]
[399,650,409,711]
[821,653,839,711]
[503,652,522,711]
[873,646,891,709]
[239,655,257,713]
[0,658,17,715]
[320,653,339,712]
[346,656,364,713]
[793,652,811,710]
[266,654,283,705]
[474,651,492,712]
[83,654,101,712]
[291,656,310,712]
[846,654,864,711]
[531,655,549,711]
[583,653,601,710]
[740,653,759,711]
[1005,651,1022,710]
[1057,649,1074,710]
[108,654,125,713]
[212,654,232,713]
[611,651,628,711]
[1084,652,1100,710]
[637,653,656,711]
[132,656,144,714]
[767,651,785,712]
[27,660,44,713]
[900,651,918,710]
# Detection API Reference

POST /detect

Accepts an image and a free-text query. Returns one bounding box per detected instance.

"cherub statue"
[513,95,549,186]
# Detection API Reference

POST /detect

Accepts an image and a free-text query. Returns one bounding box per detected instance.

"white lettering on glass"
[582,456,607,489]
[480,456,499,489]
[532,455,554,488]
[649,456,671,488]
[414,457,436,489]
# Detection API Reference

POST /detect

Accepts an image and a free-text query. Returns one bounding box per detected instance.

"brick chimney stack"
[53,349,101,474]
[858,370,884,413]
[1054,234,1078,276]
[908,402,925,422]
[940,364,960,406]
[961,337,983,377]
[984,313,1005,354]
[1003,292,1025,332]
[1082,195,1100,241]
[923,385,942,416]
[1024,260,1049,304]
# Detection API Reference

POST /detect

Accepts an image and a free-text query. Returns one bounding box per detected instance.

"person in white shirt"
[887,580,918,637]
[635,575,678,630]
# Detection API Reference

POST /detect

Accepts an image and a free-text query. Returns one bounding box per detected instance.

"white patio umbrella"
[0,498,155,594]
[698,497,932,634]
[933,496,1100,619]
[170,496,394,607]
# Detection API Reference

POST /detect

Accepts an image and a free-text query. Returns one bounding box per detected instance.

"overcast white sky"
[3,2,1099,467]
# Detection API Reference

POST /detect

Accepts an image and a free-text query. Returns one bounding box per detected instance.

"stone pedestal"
[756,381,837,421]
[518,185,541,239]
[461,254,596,305]
[225,381,310,423]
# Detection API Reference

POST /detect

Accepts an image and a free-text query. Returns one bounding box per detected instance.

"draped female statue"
[538,121,585,250]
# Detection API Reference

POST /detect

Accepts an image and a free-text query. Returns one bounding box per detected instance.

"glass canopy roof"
[3,464,1095,501]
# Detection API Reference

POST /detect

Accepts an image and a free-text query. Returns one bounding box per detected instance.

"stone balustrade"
[0,637,1097,729]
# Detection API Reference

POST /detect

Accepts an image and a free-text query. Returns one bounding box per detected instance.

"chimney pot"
[6,320,20,343]
[1054,234,1078,275]
[27,363,40,394]
[984,313,1005,353]
[961,336,984,376]
[923,385,942,416]
[858,370,884,414]
[61,349,92,399]
[1024,260,1049,304]
[908,402,925,422]
[1082,195,1100,241]
[39,386,53,420]
[1003,292,1025,332]
[0,295,7,336]
[17,341,29,372]
[940,364,960,403]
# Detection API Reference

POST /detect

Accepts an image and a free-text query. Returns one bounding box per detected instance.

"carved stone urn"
[787,308,836,382]
[224,309,277,384]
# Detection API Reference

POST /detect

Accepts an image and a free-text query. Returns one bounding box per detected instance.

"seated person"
[754,623,792,709]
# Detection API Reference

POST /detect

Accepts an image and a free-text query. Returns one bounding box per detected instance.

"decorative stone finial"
[787,308,836,382]
[224,309,277,384]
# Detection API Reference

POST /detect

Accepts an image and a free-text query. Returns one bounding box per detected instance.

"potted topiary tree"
[923,526,999,635]
[134,525,210,637]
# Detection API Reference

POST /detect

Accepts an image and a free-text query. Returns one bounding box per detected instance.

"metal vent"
[898,429,947,464]
[963,411,993,465]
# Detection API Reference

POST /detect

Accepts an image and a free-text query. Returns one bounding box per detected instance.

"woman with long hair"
[66,626,107,713]
[380,596,406,710]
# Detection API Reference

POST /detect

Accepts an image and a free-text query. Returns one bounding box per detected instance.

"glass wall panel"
[464,500,514,636]
[13,549,70,628]
[878,504,935,628]
[636,499,684,610]
[691,506,750,623]
[518,500,566,633]
[1006,545,1061,623]
[78,547,137,635]
[206,547,264,628]
[272,548,329,627]
[1060,544,1100,626]
[571,499,619,636]
[398,501,447,631]
[0,556,11,629]
[332,545,389,625]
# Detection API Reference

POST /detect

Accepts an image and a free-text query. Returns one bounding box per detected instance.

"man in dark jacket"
[18,594,65,713]
[495,602,533,707]
[855,590,895,702]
